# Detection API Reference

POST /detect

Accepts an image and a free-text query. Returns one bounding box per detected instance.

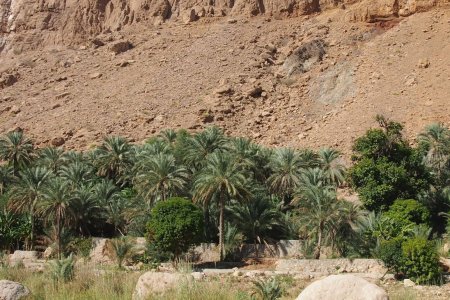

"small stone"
[404,279,416,287]
[227,18,237,24]
[108,40,133,55]
[89,73,102,79]
[417,59,430,69]
[51,137,65,147]
[10,105,20,114]
[55,92,70,100]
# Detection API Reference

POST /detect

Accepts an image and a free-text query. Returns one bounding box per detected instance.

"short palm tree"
[228,197,286,257]
[134,153,189,205]
[0,131,35,176]
[109,236,137,269]
[318,148,346,186]
[38,178,75,259]
[94,136,134,185]
[193,152,251,261]
[8,167,51,249]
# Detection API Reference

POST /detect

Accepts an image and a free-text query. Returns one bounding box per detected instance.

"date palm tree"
[418,123,450,178]
[228,196,286,257]
[318,148,346,186]
[193,152,251,261]
[37,147,66,174]
[0,131,35,177]
[183,126,228,170]
[296,183,342,259]
[266,148,305,210]
[94,136,134,186]
[134,153,189,205]
[8,167,51,249]
[71,185,102,236]
[38,178,75,259]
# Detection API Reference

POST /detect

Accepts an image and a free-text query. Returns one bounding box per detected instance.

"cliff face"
[0,0,449,53]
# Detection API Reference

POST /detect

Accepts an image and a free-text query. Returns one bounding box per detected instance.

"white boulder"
[296,274,388,300]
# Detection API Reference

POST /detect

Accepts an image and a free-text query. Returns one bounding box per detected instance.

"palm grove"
[0,116,449,283]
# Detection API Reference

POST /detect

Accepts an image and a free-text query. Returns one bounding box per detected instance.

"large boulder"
[296,274,388,300]
[0,280,30,300]
[133,272,192,299]
[8,251,39,267]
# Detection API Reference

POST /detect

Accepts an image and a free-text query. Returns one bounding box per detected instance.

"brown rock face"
[1,0,447,54]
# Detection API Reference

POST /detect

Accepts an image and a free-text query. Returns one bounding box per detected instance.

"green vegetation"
[0,116,449,287]
[147,198,203,261]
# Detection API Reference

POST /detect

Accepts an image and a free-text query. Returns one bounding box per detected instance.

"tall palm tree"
[94,136,134,186]
[0,165,14,195]
[37,147,66,174]
[418,123,450,178]
[296,184,342,259]
[228,196,286,257]
[134,153,189,205]
[266,148,305,210]
[8,167,51,249]
[0,131,35,176]
[158,129,178,146]
[318,148,346,186]
[193,152,251,261]
[38,178,75,258]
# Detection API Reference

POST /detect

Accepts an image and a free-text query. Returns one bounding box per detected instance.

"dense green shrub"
[147,197,204,260]
[378,238,404,275]
[401,237,441,284]
[379,237,442,284]
[49,254,75,283]
[384,199,430,229]
[69,237,93,258]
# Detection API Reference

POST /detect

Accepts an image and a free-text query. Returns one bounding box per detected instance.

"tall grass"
[0,265,140,300]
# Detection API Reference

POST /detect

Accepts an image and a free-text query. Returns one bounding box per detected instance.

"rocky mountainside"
[0,0,449,156]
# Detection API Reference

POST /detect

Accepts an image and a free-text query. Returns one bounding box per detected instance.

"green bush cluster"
[379,237,441,284]
[147,197,204,260]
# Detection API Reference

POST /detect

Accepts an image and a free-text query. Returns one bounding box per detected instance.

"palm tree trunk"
[314,224,323,259]
[30,208,35,250]
[56,212,61,259]
[219,195,225,261]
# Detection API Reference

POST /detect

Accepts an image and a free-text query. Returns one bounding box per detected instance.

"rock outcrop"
[0,280,30,300]
[296,274,389,300]
[133,272,192,299]
[1,0,448,54]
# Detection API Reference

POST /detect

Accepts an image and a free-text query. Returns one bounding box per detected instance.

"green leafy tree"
[193,151,252,261]
[418,123,450,179]
[147,198,203,261]
[384,199,430,229]
[348,116,430,211]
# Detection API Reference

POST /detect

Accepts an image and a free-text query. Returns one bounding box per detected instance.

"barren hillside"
[0,0,449,155]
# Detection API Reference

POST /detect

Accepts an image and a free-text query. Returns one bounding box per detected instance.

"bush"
[384,199,430,228]
[69,237,93,258]
[379,237,442,284]
[401,237,441,284]
[147,197,204,260]
[49,254,75,283]
[378,238,404,275]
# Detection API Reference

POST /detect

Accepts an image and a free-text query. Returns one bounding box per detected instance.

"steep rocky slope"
[0,0,449,156]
